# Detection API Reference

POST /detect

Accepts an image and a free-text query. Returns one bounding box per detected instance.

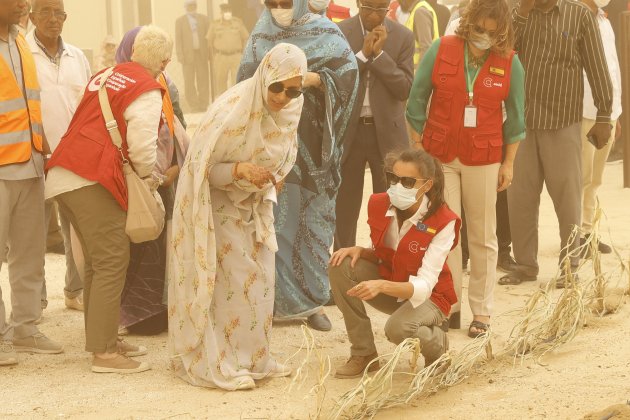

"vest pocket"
[423,119,450,158]
[471,132,503,164]
[432,90,453,121]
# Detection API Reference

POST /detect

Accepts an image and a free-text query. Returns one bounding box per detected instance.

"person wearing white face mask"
[238,0,359,333]
[308,0,330,14]
[406,0,525,338]
[265,0,295,26]
[329,149,460,378]
[207,3,249,97]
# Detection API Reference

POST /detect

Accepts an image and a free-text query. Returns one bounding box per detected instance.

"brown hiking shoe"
[1,341,18,366]
[13,333,63,354]
[335,352,379,379]
[92,354,150,374]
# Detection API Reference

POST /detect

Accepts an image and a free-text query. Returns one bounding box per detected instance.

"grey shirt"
[0,25,44,181]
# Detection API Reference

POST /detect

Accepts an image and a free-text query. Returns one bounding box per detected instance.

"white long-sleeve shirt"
[45,89,162,200]
[382,196,456,308]
[583,9,622,121]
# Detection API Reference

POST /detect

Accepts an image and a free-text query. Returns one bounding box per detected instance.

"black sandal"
[468,320,490,338]
[498,272,537,286]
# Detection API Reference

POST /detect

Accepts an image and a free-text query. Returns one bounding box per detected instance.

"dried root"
[284,325,331,418]
[328,333,493,420]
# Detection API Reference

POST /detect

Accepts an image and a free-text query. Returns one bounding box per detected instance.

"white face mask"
[223,12,232,20]
[387,182,421,211]
[594,0,610,7]
[309,0,330,12]
[270,8,294,27]
[471,32,493,51]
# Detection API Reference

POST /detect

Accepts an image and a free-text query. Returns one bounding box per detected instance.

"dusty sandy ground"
[2,124,630,418]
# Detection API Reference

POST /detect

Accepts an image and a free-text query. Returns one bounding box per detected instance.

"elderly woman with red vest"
[329,149,460,379]
[45,25,173,374]
[406,0,525,338]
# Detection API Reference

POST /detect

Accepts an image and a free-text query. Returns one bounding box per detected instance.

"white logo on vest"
[88,71,138,92]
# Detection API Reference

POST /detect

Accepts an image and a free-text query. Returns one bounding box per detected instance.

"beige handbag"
[98,68,165,243]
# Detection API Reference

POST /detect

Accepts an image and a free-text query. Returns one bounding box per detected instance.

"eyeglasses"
[32,10,68,20]
[268,81,303,99]
[385,171,427,189]
[360,5,390,15]
[264,0,293,9]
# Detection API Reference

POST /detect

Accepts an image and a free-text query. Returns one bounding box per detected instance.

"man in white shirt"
[27,0,91,312]
[580,0,622,254]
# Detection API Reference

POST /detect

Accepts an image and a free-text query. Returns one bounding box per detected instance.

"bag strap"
[97,67,126,155]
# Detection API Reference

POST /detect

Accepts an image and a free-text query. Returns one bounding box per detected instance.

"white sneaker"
[65,295,84,311]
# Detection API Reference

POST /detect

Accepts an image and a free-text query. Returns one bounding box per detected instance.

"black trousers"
[334,122,387,249]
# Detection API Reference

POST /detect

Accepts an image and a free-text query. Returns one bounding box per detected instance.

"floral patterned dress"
[168,44,306,390]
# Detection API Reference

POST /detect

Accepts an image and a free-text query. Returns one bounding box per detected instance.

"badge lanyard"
[464,43,482,128]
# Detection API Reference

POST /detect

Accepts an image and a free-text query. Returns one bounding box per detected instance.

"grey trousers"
[41,201,83,306]
[329,257,448,364]
[0,177,46,340]
[508,123,582,274]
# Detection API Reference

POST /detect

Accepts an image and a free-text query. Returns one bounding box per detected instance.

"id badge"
[464,105,477,128]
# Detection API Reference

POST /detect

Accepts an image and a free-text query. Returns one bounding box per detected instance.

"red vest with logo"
[367,193,461,316]
[47,62,163,210]
[423,35,514,166]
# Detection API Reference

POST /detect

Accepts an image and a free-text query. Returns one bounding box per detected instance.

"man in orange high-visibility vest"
[0,0,62,367]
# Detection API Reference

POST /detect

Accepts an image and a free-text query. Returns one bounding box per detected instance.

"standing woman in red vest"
[329,149,460,379]
[46,25,173,374]
[406,0,525,338]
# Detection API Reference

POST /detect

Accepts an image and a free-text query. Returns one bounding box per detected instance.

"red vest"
[327,3,350,22]
[367,193,461,316]
[423,36,514,166]
[47,62,163,210]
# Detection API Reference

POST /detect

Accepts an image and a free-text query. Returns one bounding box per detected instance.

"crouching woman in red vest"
[406,0,525,338]
[45,26,173,374]
[329,149,460,379]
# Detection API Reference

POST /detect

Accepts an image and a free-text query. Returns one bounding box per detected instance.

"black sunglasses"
[385,171,427,189]
[268,81,303,99]
[264,0,293,8]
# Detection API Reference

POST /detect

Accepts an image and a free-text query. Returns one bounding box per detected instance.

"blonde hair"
[455,0,514,57]
[131,25,173,75]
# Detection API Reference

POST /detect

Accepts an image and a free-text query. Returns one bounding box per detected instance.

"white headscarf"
[169,43,307,354]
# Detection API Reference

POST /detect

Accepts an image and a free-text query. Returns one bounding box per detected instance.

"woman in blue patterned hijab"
[237,0,358,331]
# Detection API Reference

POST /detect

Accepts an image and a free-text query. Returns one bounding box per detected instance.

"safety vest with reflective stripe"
[405,1,439,67]
[0,32,43,166]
